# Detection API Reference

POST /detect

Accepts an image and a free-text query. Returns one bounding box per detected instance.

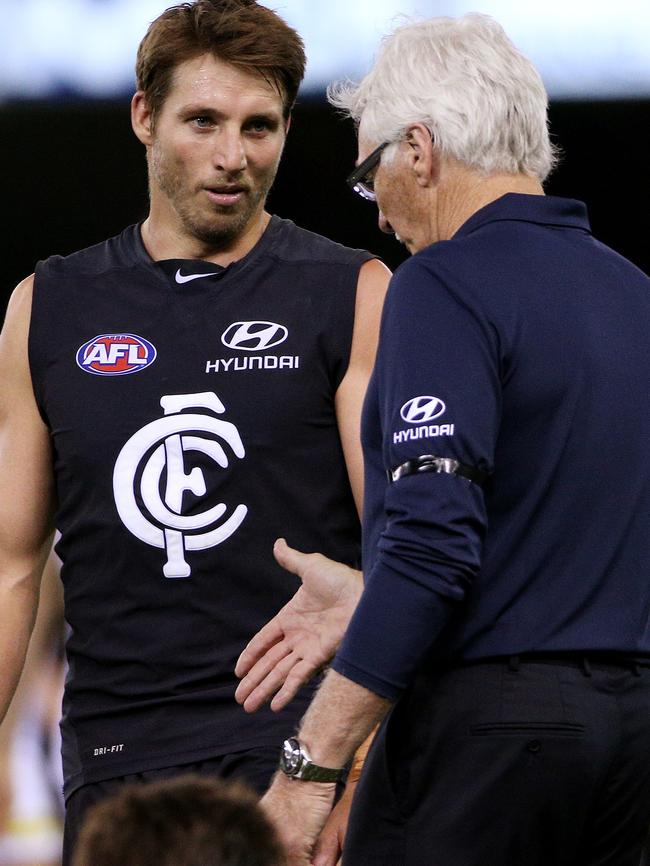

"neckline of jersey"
[131,214,284,287]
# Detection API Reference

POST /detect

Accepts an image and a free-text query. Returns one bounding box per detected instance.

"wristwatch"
[279,737,346,782]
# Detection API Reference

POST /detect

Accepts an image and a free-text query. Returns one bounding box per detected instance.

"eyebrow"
[178,104,282,121]
[245,112,282,125]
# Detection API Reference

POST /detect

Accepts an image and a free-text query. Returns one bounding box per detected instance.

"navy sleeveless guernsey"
[29,216,373,797]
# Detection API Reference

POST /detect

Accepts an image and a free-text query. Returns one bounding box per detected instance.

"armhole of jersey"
[331,252,377,392]
[28,264,51,426]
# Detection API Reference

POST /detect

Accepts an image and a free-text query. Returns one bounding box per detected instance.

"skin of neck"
[140,191,272,267]
[428,155,544,244]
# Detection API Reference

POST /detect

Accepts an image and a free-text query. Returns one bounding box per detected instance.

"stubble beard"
[151,148,276,250]
[180,192,266,248]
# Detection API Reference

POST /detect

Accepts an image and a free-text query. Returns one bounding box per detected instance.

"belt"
[446,652,650,677]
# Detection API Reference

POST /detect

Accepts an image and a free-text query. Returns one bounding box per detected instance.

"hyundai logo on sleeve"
[400,396,446,424]
[221,321,288,352]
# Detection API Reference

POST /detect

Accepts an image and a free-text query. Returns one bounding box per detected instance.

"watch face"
[281,738,302,775]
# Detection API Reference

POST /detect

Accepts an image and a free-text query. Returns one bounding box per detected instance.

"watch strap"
[294,762,345,783]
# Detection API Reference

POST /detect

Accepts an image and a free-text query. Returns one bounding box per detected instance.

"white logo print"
[221,321,288,352]
[175,269,214,284]
[113,392,247,578]
[400,396,446,424]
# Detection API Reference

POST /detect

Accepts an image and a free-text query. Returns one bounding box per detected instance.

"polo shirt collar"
[454,193,591,239]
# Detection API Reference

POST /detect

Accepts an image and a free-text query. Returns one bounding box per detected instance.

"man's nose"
[378,210,394,235]
[212,132,247,173]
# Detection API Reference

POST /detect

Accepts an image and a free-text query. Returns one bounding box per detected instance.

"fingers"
[241,651,302,713]
[269,658,318,712]
[311,822,342,866]
[235,641,292,706]
[237,642,324,713]
[235,616,285,677]
[241,654,321,714]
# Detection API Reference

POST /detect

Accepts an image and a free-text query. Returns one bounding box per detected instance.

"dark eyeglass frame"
[346,141,390,201]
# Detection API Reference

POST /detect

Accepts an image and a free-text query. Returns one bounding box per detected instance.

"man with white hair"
[251,13,650,865]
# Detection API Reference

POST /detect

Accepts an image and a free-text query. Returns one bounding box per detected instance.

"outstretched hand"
[235,539,363,713]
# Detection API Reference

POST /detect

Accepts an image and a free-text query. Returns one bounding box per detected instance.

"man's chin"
[187,212,256,247]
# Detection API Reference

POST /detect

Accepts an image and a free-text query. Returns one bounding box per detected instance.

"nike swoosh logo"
[175,269,213,284]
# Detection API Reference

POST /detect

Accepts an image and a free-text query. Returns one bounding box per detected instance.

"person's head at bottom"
[71,775,286,866]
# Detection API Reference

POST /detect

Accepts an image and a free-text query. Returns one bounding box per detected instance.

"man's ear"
[131,91,154,146]
[285,113,292,135]
[405,123,438,187]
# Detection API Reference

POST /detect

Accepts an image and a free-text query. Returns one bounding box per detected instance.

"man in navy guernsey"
[241,13,650,866]
[0,1,390,863]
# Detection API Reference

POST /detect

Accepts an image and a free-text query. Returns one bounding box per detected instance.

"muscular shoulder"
[0,276,36,410]
[270,217,375,268]
[2,275,35,348]
[37,225,140,279]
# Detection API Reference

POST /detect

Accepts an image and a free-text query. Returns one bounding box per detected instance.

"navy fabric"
[333,193,650,700]
[29,216,372,795]
[344,659,650,866]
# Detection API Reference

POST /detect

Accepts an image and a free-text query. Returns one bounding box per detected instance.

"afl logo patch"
[76,334,157,376]
[221,321,288,352]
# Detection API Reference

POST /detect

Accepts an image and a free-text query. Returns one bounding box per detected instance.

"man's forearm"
[297,669,394,769]
[0,576,40,735]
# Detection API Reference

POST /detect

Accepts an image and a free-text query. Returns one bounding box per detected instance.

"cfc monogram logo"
[113,392,247,578]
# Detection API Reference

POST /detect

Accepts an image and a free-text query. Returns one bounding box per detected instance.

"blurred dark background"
[2,95,650,322]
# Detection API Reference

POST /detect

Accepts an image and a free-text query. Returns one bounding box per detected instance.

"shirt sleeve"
[331,254,502,699]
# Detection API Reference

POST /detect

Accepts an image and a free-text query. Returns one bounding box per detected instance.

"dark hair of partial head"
[136,0,306,124]
[71,774,286,866]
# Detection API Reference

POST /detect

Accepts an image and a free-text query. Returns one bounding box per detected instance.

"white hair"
[328,13,558,182]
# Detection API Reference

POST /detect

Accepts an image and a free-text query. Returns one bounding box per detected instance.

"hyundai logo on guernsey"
[394,395,455,444]
[206,321,299,373]
[77,334,157,376]
[221,321,288,351]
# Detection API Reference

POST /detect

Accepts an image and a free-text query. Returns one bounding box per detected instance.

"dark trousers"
[62,745,279,866]
[344,657,650,866]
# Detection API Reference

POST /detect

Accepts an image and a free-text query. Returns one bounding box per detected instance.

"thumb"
[273,537,308,580]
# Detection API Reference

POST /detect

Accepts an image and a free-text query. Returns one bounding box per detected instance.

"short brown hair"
[135,0,306,123]
[72,775,286,866]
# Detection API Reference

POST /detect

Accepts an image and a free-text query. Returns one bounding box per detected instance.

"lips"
[205,185,247,207]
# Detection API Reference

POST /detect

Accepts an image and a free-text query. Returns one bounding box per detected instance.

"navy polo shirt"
[332,193,650,701]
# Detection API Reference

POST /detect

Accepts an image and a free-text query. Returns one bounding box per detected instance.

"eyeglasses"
[346,141,390,202]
